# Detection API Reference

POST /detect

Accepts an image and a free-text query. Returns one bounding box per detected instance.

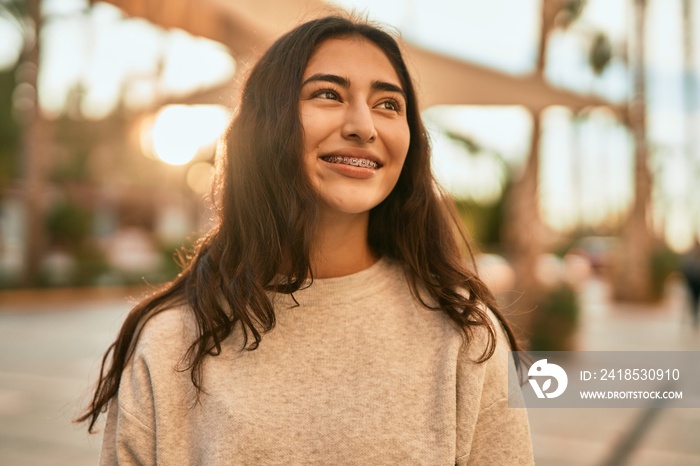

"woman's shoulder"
[460,305,513,361]
[131,305,198,360]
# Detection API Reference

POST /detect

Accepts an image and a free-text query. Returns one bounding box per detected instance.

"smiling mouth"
[320,155,381,169]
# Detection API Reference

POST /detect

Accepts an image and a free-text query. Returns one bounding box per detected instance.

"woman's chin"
[318,198,382,217]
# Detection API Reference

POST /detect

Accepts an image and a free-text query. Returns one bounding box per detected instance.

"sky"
[0,0,698,250]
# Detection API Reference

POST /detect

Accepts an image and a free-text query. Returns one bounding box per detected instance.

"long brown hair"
[78,15,521,433]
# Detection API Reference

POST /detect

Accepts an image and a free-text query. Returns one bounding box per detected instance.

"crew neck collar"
[277,256,397,307]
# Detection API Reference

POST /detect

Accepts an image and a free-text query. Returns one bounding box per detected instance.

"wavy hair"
[78,15,521,433]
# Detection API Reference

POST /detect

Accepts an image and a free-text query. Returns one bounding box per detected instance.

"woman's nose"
[341,103,377,143]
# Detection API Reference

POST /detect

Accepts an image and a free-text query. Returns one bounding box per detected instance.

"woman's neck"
[310,210,377,279]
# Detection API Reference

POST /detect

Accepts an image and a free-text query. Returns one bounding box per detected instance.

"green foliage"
[530,284,580,351]
[454,197,504,248]
[49,148,90,182]
[159,243,183,281]
[560,0,587,28]
[0,70,20,190]
[589,32,613,75]
[45,200,92,246]
[444,130,483,153]
[73,244,111,286]
[650,246,679,301]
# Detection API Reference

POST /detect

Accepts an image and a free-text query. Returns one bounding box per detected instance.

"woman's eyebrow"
[302,73,349,88]
[371,80,406,99]
[302,73,406,99]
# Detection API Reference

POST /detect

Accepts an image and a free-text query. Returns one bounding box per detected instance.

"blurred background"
[1,0,699,465]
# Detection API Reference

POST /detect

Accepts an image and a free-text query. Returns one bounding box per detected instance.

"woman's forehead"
[302,37,403,88]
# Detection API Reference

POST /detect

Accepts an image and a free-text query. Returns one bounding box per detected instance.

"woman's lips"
[319,155,379,179]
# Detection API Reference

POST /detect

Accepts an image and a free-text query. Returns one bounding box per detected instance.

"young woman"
[79,15,533,465]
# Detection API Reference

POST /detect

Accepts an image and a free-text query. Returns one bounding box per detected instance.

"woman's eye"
[378,100,400,112]
[315,90,340,101]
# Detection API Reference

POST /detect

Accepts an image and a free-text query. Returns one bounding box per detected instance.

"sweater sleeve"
[99,309,193,466]
[455,310,534,465]
[100,393,157,466]
[99,352,158,466]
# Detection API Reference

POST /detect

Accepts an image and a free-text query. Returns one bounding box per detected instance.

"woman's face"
[299,37,410,217]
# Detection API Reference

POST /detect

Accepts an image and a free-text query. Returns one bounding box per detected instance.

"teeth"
[323,155,378,169]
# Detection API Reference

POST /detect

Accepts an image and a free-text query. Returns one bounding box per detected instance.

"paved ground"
[0,278,698,465]
[529,277,700,466]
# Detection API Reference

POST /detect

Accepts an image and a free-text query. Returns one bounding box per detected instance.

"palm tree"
[612,0,654,301]
[502,0,589,331]
[3,0,47,286]
[0,1,27,194]
[683,0,700,243]
[498,0,627,343]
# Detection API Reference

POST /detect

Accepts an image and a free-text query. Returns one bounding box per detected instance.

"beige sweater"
[100,258,533,465]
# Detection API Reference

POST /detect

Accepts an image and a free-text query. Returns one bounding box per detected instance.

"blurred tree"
[612,0,654,302]
[502,0,622,339]
[442,131,508,248]
[46,200,92,247]
[683,0,700,240]
[454,195,506,249]
[14,0,49,287]
[529,284,580,351]
[0,0,65,287]
[0,0,27,192]
[589,32,613,75]
[502,0,587,336]
[0,70,19,193]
